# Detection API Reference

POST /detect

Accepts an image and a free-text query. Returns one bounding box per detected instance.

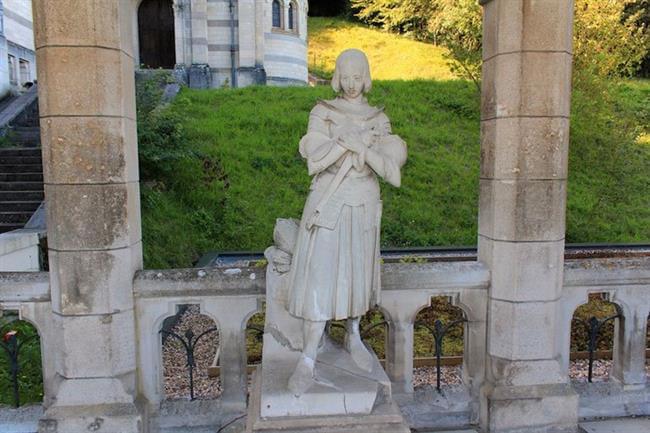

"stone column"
[478,1,578,432]
[611,302,649,389]
[385,317,415,394]
[33,1,144,432]
[190,0,209,64]
[238,0,255,69]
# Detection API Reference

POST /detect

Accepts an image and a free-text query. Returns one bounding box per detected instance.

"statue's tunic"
[287,98,407,321]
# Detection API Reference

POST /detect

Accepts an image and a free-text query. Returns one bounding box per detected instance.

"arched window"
[288,2,295,31]
[272,0,281,29]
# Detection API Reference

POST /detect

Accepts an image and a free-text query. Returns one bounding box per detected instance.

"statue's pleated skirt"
[288,202,381,322]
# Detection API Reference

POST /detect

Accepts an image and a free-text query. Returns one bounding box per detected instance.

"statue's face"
[338,61,364,99]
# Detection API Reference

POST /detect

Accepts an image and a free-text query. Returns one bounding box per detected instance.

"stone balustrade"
[1,256,649,431]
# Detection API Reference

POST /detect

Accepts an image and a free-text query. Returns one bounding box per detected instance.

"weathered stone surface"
[482,0,574,60]
[53,310,137,379]
[49,244,142,315]
[37,47,136,119]
[575,381,650,420]
[33,0,144,430]
[478,179,566,242]
[32,0,134,57]
[580,418,650,433]
[248,367,410,433]
[260,339,388,418]
[611,303,649,388]
[46,182,141,251]
[41,116,138,184]
[486,384,578,433]
[37,403,142,433]
[481,51,572,120]
[487,358,566,388]
[488,300,557,361]
[478,237,564,301]
[480,117,569,180]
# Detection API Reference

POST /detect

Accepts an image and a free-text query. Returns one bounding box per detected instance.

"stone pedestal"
[246,220,409,433]
[247,367,409,433]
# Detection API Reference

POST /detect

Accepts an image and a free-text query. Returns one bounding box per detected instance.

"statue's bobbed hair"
[331,49,372,95]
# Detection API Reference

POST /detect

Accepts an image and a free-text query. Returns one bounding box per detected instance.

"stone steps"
[0,172,43,182]
[10,126,41,147]
[0,147,41,157]
[0,142,44,233]
[0,211,37,223]
[0,181,43,191]
[0,156,42,164]
[0,164,43,173]
[0,200,42,212]
[0,191,44,201]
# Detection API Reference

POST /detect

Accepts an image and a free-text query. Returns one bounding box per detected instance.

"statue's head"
[331,49,372,98]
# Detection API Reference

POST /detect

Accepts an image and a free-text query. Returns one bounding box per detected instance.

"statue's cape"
[316,97,384,121]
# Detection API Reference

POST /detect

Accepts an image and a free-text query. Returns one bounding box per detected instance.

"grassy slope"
[141,19,650,269]
[308,17,455,80]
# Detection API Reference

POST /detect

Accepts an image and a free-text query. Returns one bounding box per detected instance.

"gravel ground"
[413,366,463,389]
[163,305,222,400]
[569,359,650,382]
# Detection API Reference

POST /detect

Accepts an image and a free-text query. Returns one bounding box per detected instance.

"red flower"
[3,330,17,343]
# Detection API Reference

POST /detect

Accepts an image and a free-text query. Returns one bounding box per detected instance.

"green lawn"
[139,18,649,269]
[308,17,455,80]
[141,78,649,269]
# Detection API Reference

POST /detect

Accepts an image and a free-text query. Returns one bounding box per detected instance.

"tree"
[353,0,650,87]
[573,0,649,79]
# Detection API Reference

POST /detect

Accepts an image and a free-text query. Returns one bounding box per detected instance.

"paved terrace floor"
[2,410,650,433]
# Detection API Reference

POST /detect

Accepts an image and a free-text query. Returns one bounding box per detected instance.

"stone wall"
[0,0,36,94]
[159,0,307,88]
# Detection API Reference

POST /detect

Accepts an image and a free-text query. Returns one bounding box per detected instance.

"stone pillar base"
[38,403,145,433]
[188,64,212,89]
[483,383,578,433]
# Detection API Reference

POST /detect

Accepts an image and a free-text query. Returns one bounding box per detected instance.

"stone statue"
[248,50,409,430]
[286,48,407,394]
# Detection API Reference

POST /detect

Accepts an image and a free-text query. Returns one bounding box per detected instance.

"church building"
[135,0,309,88]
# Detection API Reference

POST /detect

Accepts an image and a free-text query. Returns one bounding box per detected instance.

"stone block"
[46,182,141,251]
[37,47,136,119]
[33,0,135,58]
[480,117,569,180]
[53,310,137,379]
[478,179,566,242]
[49,243,142,315]
[478,236,564,301]
[41,116,139,184]
[486,383,578,433]
[189,64,213,89]
[481,51,572,120]
[38,402,143,433]
[488,358,566,387]
[488,299,558,360]
[482,0,574,60]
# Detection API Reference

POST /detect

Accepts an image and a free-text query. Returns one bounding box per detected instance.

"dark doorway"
[138,0,176,69]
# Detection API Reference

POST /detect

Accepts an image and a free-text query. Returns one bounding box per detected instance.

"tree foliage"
[352,0,650,86]
[574,0,650,80]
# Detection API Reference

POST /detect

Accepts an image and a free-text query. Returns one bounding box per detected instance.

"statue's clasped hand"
[337,127,380,171]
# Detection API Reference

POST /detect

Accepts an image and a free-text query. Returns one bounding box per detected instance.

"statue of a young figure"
[286,49,407,394]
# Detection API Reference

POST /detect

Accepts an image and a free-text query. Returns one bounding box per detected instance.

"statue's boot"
[345,332,374,373]
[288,355,316,395]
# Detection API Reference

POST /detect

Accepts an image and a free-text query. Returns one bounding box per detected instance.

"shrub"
[136,71,192,183]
